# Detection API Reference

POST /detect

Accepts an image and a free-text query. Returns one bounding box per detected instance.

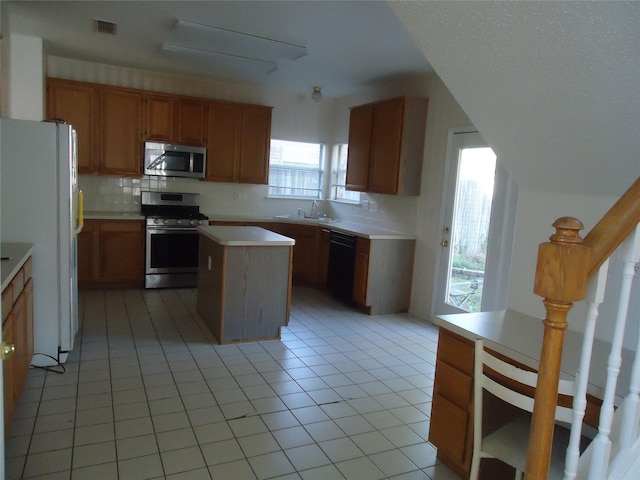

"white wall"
[4,33,44,120]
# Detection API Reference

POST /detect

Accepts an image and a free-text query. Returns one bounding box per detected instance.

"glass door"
[436,131,497,314]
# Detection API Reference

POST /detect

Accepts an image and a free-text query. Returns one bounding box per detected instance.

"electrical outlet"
[369,201,378,212]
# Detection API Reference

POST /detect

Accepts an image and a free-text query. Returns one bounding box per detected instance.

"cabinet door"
[176,99,208,146]
[239,105,272,184]
[345,105,373,191]
[316,228,331,286]
[353,237,370,306]
[3,315,15,431]
[23,278,34,370]
[46,79,96,173]
[368,98,404,194]
[206,103,241,182]
[98,87,143,176]
[99,221,144,283]
[13,287,29,397]
[145,94,174,142]
[78,220,98,287]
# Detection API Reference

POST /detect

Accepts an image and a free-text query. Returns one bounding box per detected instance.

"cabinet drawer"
[99,221,143,233]
[429,391,471,466]
[434,360,473,408]
[10,268,24,304]
[23,257,32,282]
[438,329,474,374]
[2,285,13,323]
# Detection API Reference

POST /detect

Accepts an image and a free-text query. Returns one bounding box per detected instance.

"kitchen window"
[332,143,360,203]
[268,139,324,198]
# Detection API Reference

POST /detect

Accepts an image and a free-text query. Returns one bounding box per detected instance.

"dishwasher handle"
[329,231,357,248]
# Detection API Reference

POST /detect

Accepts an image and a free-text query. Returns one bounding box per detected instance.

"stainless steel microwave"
[144,142,206,179]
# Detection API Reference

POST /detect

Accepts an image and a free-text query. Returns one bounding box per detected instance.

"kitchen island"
[196,226,294,344]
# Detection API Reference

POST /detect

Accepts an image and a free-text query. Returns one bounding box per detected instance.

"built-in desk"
[196,226,294,344]
[431,310,632,479]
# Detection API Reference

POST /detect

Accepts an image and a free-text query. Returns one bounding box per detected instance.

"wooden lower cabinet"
[2,257,34,432]
[211,222,327,286]
[429,329,475,478]
[430,329,545,479]
[352,238,415,314]
[78,219,144,289]
[352,237,370,306]
[316,228,331,286]
[270,223,317,284]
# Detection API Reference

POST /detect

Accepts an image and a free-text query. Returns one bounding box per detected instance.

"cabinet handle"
[441,240,449,247]
[0,342,15,360]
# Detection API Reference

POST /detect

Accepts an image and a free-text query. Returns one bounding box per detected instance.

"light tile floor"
[5,286,459,480]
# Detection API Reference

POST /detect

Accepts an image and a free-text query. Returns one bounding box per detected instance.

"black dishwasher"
[327,231,357,303]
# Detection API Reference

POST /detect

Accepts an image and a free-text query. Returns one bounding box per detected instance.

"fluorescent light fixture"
[161,43,277,74]
[171,19,307,62]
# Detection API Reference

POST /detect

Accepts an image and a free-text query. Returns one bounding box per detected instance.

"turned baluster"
[528,217,590,479]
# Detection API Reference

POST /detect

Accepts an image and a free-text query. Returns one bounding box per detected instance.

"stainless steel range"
[141,191,208,289]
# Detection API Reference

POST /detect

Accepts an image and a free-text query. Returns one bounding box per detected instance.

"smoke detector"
[93,19,117,35]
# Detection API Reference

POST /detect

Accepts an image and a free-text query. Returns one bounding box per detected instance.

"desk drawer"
[438,329,474,374]
[430,391,471,466]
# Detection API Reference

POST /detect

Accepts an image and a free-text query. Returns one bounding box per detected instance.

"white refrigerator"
[1,118,82,366]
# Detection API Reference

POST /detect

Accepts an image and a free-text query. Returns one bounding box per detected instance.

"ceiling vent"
[94,19,117,35]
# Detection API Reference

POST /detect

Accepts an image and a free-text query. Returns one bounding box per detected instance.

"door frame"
[433,127,518,316]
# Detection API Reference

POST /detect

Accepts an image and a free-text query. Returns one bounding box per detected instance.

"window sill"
[267,195,322,200]
[329,198,362,206]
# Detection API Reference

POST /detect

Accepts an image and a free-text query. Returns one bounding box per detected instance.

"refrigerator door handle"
[76,189,84,233]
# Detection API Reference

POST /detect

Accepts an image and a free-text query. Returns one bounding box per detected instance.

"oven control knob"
[191,220,199,226]
[177,219,183,225]
[163,219,170,225]
[154,218,160,225]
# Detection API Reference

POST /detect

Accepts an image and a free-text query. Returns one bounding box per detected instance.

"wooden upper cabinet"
[345,105,373,192]
[176,99,207,146]
[98,86,143,177]
[369,98,405,194]
[145,95,207,146]
[239,105,272,184]
[46,79,96,173]
[145,94,175,142]
[206,102,241,182]
[346,96,428,196]
[205,102,272,184]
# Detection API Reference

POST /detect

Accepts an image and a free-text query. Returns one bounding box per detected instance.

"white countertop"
[1,243,34,291]
[84,211,145,220]
[84,211,415,240]
[435,310,633,399]
[198,226,295,246]
[206,214,415,240]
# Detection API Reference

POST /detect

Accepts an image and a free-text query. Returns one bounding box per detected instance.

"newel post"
[527,217,591,479]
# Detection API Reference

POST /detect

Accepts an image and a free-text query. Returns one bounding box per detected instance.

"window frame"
[331,143,360,203]
[267,139,325,200]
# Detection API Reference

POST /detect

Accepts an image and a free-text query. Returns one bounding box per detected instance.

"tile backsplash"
[79,174,417,235]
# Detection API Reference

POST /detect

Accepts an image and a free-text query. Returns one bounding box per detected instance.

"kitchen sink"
[273,215,334,223]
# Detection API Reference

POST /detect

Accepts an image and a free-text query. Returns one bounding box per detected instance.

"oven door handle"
[147,227,200,234]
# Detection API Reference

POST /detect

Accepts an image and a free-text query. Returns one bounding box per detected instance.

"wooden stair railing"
[526,176,640,479]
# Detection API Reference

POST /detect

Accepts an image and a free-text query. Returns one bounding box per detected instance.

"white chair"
[469,339,578,480]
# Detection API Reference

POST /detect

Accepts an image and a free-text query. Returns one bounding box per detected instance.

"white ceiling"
[4,0,433,97]
[392,1,640,197]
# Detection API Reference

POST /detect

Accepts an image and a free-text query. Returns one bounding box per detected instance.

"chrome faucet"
[304,200,319,219]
